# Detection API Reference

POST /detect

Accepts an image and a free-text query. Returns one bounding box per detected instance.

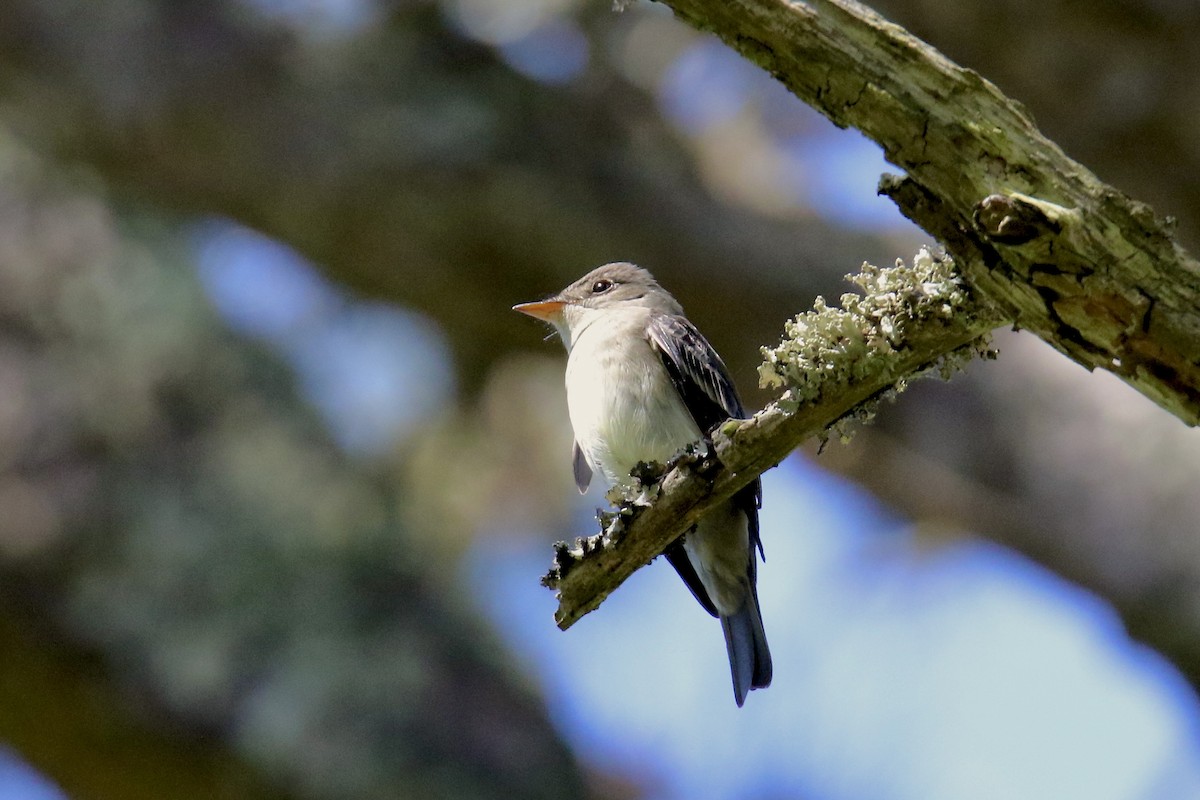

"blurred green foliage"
[0,131,590,799]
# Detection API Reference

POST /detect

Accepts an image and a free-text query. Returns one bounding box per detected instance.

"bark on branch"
[659,0,1200,426]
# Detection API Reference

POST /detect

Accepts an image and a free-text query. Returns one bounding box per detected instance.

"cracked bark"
[657,0,1200,424]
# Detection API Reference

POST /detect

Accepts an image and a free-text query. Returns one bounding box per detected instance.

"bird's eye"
[591,279,614,294]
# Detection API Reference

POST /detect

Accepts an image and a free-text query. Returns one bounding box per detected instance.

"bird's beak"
[512,299,567,322]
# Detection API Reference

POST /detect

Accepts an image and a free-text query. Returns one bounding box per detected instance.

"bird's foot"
[665,437,720,480]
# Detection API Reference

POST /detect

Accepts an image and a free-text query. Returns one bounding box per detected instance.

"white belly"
[565,314,700,487]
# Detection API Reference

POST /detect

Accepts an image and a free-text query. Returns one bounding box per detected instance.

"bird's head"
[513,262,681,346]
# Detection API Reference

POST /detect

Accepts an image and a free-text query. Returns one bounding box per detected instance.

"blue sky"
[0,749,65,800]
[468,460,1200,800]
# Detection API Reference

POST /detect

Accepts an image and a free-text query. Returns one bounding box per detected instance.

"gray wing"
[572,441,592,494]
[645,313,765,575]
[645,314,745,431]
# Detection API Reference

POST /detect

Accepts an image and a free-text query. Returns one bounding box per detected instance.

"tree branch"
[657,0,1200,426]
[546,250,1000,628]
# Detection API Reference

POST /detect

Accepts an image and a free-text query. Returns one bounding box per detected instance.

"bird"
[513,262,771,706]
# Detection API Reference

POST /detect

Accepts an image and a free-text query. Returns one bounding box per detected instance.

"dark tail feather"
[720,592,772,707]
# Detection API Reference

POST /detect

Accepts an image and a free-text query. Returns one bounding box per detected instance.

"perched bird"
[513,262,771,706]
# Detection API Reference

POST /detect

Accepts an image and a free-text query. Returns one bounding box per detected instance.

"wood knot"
[974,193,1064,245]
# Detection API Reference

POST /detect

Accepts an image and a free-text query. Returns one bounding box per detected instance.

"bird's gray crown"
[552,262,683,315]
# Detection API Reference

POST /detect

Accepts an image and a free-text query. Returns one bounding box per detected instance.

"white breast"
[564,308,701,487]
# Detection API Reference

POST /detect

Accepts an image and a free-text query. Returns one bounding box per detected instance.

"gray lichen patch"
[541,471,656,590]
[541,441,719,590]
[759,247,994,426]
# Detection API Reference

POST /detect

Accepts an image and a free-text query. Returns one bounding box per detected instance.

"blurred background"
[2,0,1200,799]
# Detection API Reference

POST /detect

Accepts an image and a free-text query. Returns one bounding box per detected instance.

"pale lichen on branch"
[759,247,997,440]
[541,440,715,592]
